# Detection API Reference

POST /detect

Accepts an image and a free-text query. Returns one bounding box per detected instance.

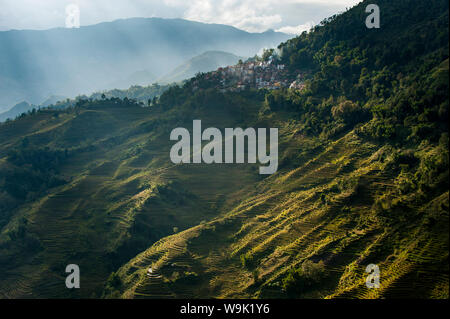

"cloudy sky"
[0,0,361,34]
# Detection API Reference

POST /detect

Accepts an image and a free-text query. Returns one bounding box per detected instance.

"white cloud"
[276,21,315,35]
[179,0,282,32]
[164,0,361,32]
[0,0,361,32]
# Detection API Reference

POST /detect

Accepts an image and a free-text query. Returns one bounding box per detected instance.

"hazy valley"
[0,0,448,299]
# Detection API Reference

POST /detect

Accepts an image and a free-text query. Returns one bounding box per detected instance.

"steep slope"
[0,0,448,299]
[159,51,243,84]
[0,93,263,298]
[112,128,448,298]
[106,0,449,299]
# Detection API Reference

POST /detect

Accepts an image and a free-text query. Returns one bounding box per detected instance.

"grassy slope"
[107,0,449,299]
[111,115,448,299]
[0,100,261,298]
[0,0,448,299]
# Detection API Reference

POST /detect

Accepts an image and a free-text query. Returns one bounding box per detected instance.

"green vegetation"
[0,0,447,299]
[282,260,326,295]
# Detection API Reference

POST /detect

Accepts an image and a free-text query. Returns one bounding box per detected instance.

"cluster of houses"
[289,80,307,91]
[198,59,305,92]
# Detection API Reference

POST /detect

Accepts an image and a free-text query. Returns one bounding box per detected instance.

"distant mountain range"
[158,51,243,84]
[0,86,171,122]
[0,18,290,111]
[0,95,67,122]
[0,102,36,122]
[0,50,244,121]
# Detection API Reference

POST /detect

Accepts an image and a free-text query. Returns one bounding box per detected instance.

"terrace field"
[0,0,448,299]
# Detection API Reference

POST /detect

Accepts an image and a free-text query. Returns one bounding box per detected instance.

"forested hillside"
[0,83,173,122]
[0,0,448,298]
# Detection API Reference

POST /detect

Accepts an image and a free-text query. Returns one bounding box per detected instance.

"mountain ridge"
[0,17,290,110]
[158,51,243,84]
[0,0,448,299]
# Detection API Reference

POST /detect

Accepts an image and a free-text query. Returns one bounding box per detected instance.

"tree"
[282,260,326,294]
[331,100,367,125]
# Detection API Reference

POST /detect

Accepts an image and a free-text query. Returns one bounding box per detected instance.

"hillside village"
[192,58,307,92]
